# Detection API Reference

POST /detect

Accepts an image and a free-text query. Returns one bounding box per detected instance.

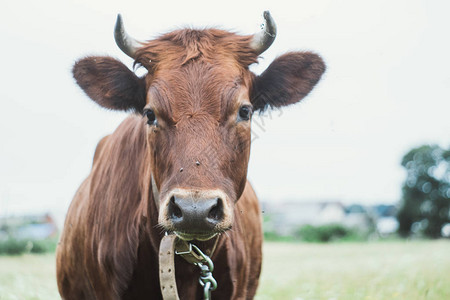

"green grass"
[0,254,59,299]
[255,240,450,300]
[0,241,449,299]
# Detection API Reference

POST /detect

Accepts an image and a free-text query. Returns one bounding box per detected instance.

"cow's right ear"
[72,56,146,112]
[250,52,325,112]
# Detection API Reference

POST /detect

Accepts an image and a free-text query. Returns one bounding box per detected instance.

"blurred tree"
[397,145,450,238]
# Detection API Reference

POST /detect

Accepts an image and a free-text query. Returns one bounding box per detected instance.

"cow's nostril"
[169,196,182,219]
[207,198,224,221]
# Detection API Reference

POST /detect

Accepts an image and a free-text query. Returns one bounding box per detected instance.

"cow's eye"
[144,109,157,126]
[237,105,252,121]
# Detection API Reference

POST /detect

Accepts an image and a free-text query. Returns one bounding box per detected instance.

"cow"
[56,11,325,300]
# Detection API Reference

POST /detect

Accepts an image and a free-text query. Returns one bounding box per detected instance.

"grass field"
[0,240,449,299]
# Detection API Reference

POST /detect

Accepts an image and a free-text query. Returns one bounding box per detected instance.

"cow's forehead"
[146,63,249,122]
[135,28,257,122]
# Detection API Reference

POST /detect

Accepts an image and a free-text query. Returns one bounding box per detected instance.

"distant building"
[262,200,396,236]
[376,217,399,236]
[263,201,368,235]
[0,213,58,240]
[343,204,371,229]
[370,204,399,236]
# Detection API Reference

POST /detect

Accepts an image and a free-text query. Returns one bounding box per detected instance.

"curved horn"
[114,14,142,58]
[250,11,277,55]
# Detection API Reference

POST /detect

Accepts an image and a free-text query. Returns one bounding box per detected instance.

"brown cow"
[56,12,325,300]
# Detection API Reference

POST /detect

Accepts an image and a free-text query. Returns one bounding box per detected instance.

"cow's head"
[73,12,325,241]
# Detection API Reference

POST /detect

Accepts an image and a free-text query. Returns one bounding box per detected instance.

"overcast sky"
[1,0,449,224]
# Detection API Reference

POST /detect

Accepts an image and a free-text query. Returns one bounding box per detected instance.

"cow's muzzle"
[159,189,233,241]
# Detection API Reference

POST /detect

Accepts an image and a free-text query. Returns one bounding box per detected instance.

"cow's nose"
[168,195,224,232]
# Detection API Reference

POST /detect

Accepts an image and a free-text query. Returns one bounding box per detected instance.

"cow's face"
[142,63,254,241]
[72,13,325,241]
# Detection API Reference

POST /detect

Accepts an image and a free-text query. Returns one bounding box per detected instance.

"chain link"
[197,262,217,300]
[191,244,217,300]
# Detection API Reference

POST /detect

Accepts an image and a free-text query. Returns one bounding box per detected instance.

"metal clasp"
[175,242,217,300]
[174,242,193,255]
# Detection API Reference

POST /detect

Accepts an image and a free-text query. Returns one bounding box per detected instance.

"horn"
[250,11,277,55]
[114,14,142,58]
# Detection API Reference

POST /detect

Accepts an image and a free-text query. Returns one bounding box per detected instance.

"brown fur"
[57,26,325,299]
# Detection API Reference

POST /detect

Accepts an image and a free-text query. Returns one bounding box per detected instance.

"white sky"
[1,0,449,224]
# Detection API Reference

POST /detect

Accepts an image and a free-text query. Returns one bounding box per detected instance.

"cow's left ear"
[73,56,146,112]
[251,52,325,111]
